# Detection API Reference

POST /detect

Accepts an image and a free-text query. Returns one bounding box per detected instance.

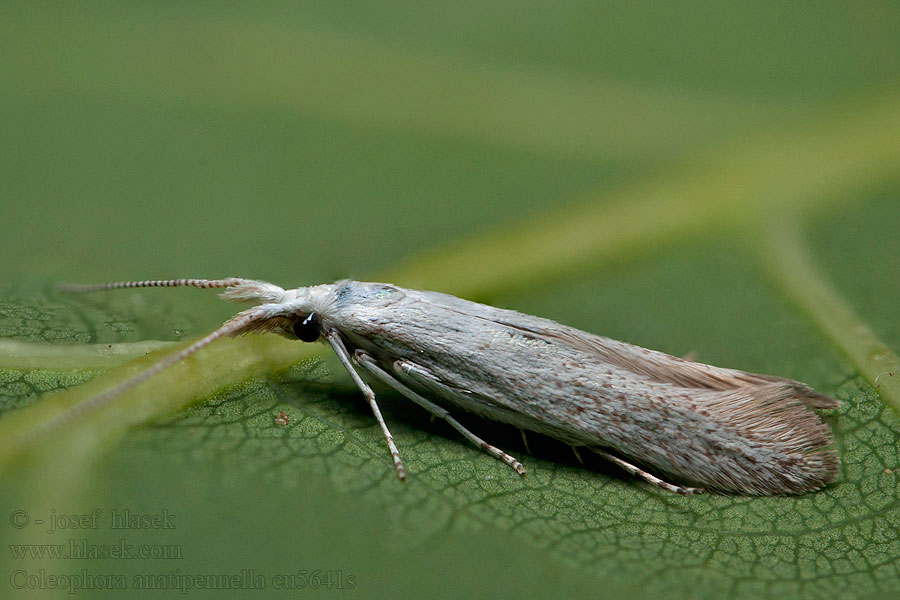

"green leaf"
[2,3,900,599]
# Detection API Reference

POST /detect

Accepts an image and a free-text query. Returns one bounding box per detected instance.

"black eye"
[293,313,321,342]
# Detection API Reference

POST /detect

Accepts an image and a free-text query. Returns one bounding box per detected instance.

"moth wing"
[389,287,839,494]
[408,289,837,409]
[520,326,838,409]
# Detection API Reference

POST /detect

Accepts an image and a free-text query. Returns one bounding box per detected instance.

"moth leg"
[326,331,406,481]
[571,446,585,465]
[590,448,704,496]
[519,430,532,454]
[353,351,526,477]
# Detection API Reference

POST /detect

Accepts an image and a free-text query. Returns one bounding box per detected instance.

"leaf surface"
[2,4,899,599]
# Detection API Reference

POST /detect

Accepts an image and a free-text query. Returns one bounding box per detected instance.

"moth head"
[226,284,338,343]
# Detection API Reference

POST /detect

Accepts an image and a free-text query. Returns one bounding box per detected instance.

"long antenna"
[57,278,251,293]
[17,306,267,447]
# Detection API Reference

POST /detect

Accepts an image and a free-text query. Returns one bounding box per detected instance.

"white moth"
[56,278,839,495]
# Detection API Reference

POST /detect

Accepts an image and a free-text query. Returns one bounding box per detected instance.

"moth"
[57,278,839,495]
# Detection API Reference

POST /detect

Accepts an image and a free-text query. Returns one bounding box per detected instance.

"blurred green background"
[2,2,900,599]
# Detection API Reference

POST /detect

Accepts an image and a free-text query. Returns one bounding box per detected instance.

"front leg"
[353,351,526,477]
[326,331,406,481]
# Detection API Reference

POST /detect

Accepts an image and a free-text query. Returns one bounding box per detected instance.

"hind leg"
[590,448,704,495]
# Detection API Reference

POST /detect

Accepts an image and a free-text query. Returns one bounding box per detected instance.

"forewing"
[330,284,839,494]
[407,288,838,409]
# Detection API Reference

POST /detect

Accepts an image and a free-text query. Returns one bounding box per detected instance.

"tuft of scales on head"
[217,279,286,304]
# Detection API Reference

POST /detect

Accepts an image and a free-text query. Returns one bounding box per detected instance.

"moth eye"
[293,313,321,343]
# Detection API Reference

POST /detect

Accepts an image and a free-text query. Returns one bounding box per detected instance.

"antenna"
[57,278,252,293]
[19,290,272,446]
